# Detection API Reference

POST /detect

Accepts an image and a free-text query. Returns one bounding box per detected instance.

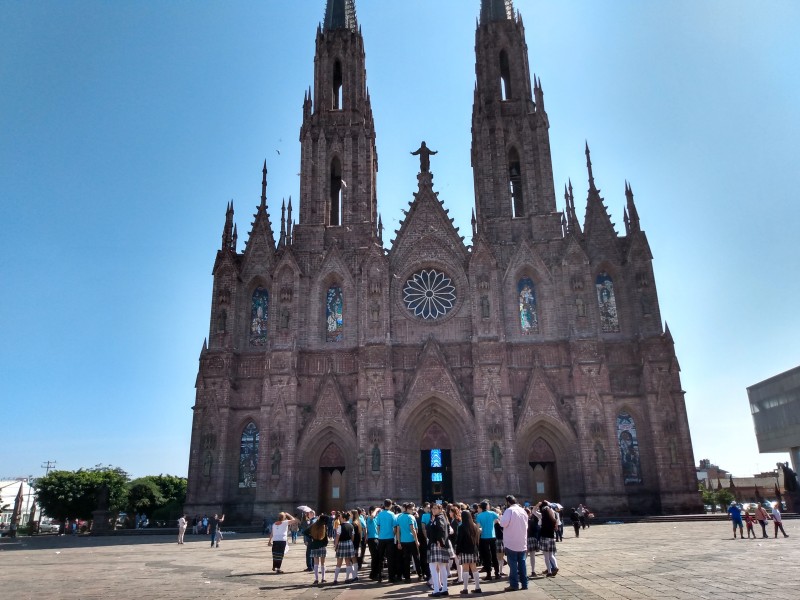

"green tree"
[126,475,187,524]
[34,465,129,522]
[700,487,716,508]
[150,474,187,507]
[127,478,165,516]
[716,487,735,508]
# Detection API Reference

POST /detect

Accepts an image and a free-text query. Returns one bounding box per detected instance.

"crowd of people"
[257,496,593,595]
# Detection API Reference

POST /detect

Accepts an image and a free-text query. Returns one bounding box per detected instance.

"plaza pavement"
[0,520,797,599]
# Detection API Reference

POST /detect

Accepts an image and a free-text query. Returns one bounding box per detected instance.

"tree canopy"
[34,466,188,525]
[34,465,129,521]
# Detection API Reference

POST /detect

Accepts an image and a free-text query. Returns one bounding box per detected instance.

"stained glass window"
[518,277,538,334]
[431,472,443,482]
[249,287,269,346]
[238,422,259,488]
[403,269,456,319]
[430,448,442,468]
[596,273,620,332]
[616,413,642,485]
[326,285,344,342]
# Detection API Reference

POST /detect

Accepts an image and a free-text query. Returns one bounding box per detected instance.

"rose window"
[403,269,456,319]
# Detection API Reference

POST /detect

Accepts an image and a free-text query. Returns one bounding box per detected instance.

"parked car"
[37,519,60,534]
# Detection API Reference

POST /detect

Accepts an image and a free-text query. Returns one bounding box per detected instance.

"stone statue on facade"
[358,449,366,476]
[271,447,282,476]
[411,141,437,173]
[491,442,503,470]
[371,445,381,472]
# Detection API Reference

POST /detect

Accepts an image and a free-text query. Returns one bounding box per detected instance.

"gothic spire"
[480,0,514,23]
[286,197,293,245]
[245,161,276,252]
[279,199,286,248]
[625,180,641,234]
[323,0,357,31]
[260,159,267,209]
[564,179,581,236]
[585,140,597,193]
[221,201,235,250]
[582,145,617,243]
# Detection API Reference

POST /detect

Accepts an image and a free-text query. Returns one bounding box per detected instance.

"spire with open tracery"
[323,0,357,31]
[480,0,514,23]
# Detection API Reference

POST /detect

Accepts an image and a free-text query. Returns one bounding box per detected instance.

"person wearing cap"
[727,501,744,539]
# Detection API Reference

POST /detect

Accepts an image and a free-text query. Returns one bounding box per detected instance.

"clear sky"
[2,0,798,482]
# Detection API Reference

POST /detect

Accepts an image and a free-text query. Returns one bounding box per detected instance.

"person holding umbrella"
[299,507,317,572]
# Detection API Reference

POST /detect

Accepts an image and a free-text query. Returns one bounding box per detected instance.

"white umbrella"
[297,505,313,513]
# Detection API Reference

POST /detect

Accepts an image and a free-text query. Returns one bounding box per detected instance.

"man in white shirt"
[772,505,789,538]
[177,514,187,545]
[499,495,529,591]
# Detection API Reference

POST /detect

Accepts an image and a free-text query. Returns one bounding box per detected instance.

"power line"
[41,460,56,475]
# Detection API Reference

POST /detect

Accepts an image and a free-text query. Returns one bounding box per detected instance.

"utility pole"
[41,461,56,475]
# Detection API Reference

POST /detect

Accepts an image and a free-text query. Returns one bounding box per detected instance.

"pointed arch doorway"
[319,442,346,512]
[420,423,453,503]
[528,437,560,503]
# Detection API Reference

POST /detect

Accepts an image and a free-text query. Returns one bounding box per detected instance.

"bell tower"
[294,0,379,253]
[471,0,561,243]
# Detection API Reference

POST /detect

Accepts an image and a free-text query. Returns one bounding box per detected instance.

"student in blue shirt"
[397,503,423,581]
[366,506,381,579]
[374,499,399,583]
[476,501,500,580]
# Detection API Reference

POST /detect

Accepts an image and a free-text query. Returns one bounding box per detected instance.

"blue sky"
[2,0,798,482]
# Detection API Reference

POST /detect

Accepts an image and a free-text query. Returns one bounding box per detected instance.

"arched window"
[333,59,343,109]
[326,285,344,342]
[518,277,538,334]
[508,147,523,217]
[616,413,642,484]
[329,157,342,226]
[499,50,512,100]
[595,272,620,332]
[249,287,269,346]
[238,422,259,488]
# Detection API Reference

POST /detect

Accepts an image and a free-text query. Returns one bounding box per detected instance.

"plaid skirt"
[538,537,557,553]
[459,553,479,564]
[335,540,356,559]
[527,537,540,552]
[495,540,504,553]
[448,540,456,559]
[427,542,451,564]
[310,547,327,558]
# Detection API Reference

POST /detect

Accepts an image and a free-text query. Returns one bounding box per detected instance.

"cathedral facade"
[185,0,702,522]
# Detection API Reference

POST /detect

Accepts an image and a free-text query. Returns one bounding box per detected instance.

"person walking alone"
[177,514,187,545]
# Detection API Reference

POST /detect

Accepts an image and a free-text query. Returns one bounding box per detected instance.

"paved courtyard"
[0,520,797,599]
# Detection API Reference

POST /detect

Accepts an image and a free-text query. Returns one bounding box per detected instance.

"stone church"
[185,0,702,521]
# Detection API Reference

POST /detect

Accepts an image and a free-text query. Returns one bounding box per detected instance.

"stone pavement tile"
[0,522,797,599]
